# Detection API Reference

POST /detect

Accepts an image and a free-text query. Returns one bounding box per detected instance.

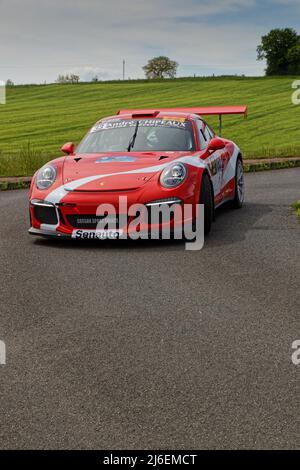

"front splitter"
[28,227,71,239]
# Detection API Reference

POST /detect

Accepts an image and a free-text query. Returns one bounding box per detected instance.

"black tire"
[200,172,214,235]
[233,157,245,209]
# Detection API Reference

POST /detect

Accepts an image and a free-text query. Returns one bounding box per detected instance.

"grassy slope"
[0,76,300,176]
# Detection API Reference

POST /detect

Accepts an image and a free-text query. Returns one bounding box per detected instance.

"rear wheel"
[200,172,214,235]
[233,157,245,208]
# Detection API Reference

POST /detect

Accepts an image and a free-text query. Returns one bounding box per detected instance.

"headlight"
[160,163,187,188]
[36,165,57,190]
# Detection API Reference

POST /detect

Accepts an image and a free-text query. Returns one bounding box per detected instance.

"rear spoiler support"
[210,107,247,136]
[117,106,248,136]
[219,114,222,137]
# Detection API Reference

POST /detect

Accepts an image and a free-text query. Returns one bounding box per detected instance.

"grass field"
[0,76,300,177]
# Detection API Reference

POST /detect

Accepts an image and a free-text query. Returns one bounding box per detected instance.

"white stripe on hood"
[45,155,207,205]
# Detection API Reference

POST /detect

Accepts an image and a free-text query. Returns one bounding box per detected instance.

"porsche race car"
[29,106,247,241]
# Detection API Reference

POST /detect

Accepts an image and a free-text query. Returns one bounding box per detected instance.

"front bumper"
[29,199,196,240]
[29,178,198,239]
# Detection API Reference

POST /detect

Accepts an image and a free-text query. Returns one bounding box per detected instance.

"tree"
[56,74,67,84]
[287,44,300,74]
[6,79,14,86]
[257,28,300,75]
[56,74,80,84]
[69,74,80,84]
[143,56,178,79]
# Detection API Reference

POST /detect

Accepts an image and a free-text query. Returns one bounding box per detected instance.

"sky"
[0,0,300,84]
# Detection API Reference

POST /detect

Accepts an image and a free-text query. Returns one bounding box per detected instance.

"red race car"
[29,106,247,241]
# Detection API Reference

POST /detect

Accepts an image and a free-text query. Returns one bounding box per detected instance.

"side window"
[207,125,215,139]
[203,125,212,143]
[196,119,207,150]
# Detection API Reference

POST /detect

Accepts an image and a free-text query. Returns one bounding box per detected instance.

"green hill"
[0,76,300,176]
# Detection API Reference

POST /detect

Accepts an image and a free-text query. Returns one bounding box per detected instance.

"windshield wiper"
[127,120,139,152]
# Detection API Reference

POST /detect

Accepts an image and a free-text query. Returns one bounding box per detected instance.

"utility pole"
[123,59,125,81]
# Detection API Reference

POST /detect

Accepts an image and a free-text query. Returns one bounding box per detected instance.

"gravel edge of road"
[1,157,300,191]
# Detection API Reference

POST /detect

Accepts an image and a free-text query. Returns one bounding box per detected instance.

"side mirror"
[61,142,75,155]
[207,137,226,152]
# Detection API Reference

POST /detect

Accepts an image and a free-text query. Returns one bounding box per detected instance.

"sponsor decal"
[91,119,188,133]
[161,116,186,123]
[208,156,222,176]
[96,156,137,163]
[72,229,123,240]
[209,160,217,176]
[216,158,222,174]
[76,215,119,225]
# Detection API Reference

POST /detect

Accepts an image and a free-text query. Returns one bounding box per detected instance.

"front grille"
[67,208,178,230]
[67,214,124,229]
[34,205,58,225]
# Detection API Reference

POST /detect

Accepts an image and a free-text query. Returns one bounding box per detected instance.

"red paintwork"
[29,108,246,238]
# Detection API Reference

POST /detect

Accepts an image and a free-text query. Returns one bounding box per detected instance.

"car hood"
[62,151,192,191]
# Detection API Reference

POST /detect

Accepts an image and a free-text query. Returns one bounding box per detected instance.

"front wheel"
[233,158,245,208]
[200,172,214,235]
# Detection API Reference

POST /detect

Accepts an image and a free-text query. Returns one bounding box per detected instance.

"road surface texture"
[0,168,299,449]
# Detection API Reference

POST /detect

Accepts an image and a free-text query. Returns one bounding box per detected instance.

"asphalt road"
[0,168,299,450]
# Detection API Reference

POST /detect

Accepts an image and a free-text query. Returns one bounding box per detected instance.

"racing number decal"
[209,159,220,176]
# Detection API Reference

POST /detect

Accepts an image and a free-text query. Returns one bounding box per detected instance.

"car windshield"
[76,118,196,153]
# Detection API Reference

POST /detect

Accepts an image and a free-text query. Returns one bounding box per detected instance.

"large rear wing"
[117,106,247,135]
